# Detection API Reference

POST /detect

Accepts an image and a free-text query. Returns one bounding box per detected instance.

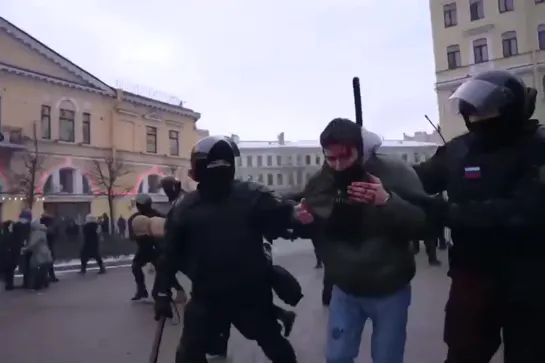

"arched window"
[501,31,518,57]
[43,167,92,194]
[137,174,163,194]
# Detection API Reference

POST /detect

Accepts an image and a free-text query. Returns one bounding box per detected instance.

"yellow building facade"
[429,0,545,140]
[0,16,201,221]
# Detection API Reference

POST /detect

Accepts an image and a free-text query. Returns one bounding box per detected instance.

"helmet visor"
[449,79,514,117]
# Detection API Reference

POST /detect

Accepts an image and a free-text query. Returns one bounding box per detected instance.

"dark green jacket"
[303,153,427,297]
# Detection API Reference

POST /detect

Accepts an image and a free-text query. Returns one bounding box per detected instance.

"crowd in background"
[0,209,134,292]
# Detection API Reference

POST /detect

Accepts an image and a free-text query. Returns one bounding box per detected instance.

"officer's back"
[173,180,271,296]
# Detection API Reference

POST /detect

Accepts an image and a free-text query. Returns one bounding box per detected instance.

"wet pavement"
[0,241,501,363]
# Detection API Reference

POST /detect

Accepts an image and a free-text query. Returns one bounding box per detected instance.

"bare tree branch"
[88,157,131,196]
[88,156,132,234]
[10,122,44,210]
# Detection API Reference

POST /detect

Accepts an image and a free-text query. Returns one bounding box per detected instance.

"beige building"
[0,16,202,221]
[430,0,545,140]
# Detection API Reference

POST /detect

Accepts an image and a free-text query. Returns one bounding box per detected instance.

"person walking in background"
[40,212,59,283]
[1,221,17,291]
[21,219,53,291]
[101,213,110,236]
[13,209,32,289]
[80,215,106,274]
[117,216,126,237]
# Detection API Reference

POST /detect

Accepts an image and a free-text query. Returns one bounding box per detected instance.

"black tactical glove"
[154,293,173,320]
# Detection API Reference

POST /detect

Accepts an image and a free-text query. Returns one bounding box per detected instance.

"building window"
[169,130,179,155]
[470,0,484,21]
[266,155,273,166]
[257,155,263,167]
[82,112,91,144]
[315,155,322,165]
[401,154,408,161]
[305,155,311,165]
[146,126,157,153]
[473,38,489,63]
[296,154,302,166]
[277,173,283,185]
[276,155,282,166]
[40,105,51,139]
[502,31,518,57]
[59,168,74,193]
[443,3,457,27]
[446,44,461,69]
[288,173,294,185]
[59,108,75,142]
[267,173,273,185]
[246,155,253,167]
[257,174,264,183]
[539,24,545,50]
[542,75,545,94]
[499,0,514,12]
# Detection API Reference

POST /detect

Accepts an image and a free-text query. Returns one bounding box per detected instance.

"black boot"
[131,288,148,301]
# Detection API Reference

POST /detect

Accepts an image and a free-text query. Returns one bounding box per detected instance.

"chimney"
[277,132,285,145]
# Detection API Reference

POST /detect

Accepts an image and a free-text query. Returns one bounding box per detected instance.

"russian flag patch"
[464,166,481,179]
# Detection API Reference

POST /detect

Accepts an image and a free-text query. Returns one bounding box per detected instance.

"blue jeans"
[326,284,411,363]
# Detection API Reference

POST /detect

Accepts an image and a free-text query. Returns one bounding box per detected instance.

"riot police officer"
[154,136,311,363]
[413,70,545,363]
[128,194,163,300]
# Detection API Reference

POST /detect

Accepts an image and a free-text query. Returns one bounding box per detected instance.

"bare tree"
[10,122,44,210]
[89,156,131,234]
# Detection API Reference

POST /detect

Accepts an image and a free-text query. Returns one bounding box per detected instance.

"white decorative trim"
[122,93,200,121]
[116,108,139,117]
[55,97,79,112]
[166,120,184,128]
[435,62,545,91]
[0,63,111,95]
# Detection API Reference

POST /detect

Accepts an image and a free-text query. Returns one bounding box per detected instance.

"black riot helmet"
[189,136,240,184]
[135,193,152,213]
[449,70,537,139]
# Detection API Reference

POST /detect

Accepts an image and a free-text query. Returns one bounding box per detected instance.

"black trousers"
[47,242,57,280]
[176,282,297,363]
[444,269,545,363]
[322,269,333,305]
[132,248,157,291]
[132,248,185,294]
[413,238,439,261]
[80,244,104,272]
[2,261,16,289]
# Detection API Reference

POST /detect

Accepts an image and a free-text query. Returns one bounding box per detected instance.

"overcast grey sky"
[3,0,439,140]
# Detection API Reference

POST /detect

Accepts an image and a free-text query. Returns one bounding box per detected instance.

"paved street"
[0,241,501,363]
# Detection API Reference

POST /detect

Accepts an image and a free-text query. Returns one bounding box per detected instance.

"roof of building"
[237,139,438,150]
[0,16,200,120]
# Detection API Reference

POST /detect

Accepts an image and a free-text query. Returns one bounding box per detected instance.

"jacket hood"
[360,127,382,164]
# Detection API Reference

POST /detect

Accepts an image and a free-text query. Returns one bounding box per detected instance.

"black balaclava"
[463,87,536,148]
[198,164,234,200]
[135,194,153,215]
[320,118,365,187]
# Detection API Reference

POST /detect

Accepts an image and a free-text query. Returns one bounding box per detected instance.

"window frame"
[446,44,461,69]
[470,0,485,21]
[443,3,458,28]
[498,0,514,13]
[146,126,158,153]
[59,108,75,142]
[473,38,489,63]
[82,112,91,145]
[502,31,518,57]
[168,130,179,156]
[40,105,51,140]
